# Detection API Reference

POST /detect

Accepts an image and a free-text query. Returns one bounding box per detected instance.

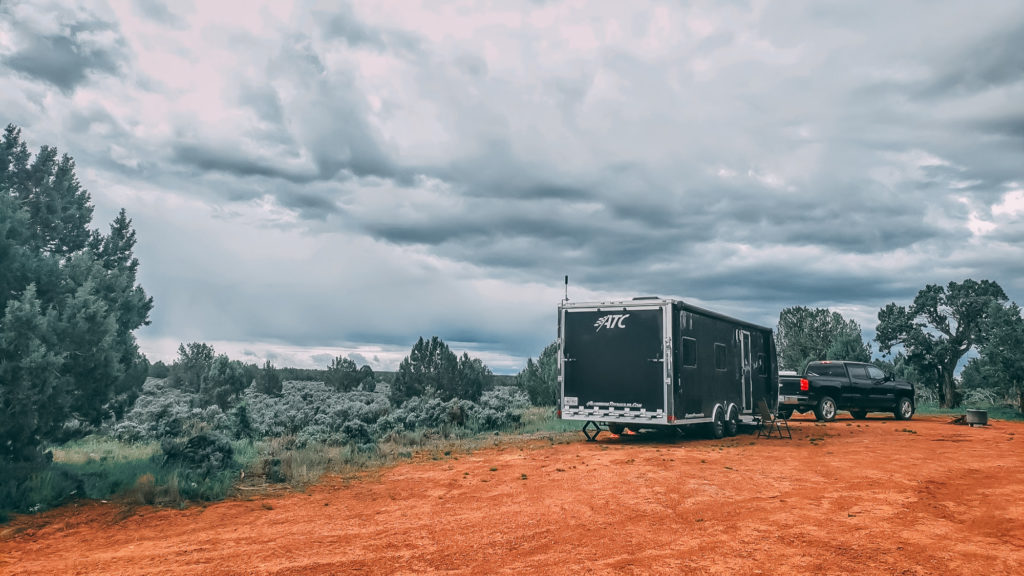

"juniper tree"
[0,125,153,462]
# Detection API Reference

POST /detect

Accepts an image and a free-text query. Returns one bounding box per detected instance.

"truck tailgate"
[778,376,805,396]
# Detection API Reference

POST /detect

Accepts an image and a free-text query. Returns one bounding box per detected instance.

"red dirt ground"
[2,414,1022,575]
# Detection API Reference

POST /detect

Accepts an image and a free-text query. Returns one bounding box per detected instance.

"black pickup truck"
[778,360,915,421]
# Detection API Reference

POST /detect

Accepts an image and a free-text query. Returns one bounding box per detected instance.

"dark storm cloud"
[916,24,1024,99]
[6,1,1023,370]
[3,23,124,92]
[265,35,404,181]
[172,142,319,183]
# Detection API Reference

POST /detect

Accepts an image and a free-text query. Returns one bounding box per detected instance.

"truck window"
[847,365,868,379]
[714,343,726,371]
[682,337,697,368]
[807,363,848,378]
[757,353,766,376]
[866,365,885,380]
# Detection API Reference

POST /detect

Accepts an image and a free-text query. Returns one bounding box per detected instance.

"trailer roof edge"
[560,298,774,333]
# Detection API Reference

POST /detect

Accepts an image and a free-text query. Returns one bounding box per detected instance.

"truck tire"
[814,396,837,422]
[850,410,867,420]
[709,408,725,439]
[608,424,624,435]
[724,405,739,437]
[894,397,914,421]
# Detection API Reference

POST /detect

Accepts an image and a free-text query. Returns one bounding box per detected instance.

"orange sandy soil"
[2,414,1023,575]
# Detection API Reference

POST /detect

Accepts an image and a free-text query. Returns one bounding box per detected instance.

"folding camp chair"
[756,399,792,439]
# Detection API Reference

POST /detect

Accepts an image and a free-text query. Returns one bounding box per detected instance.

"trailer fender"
[710,403,724,422]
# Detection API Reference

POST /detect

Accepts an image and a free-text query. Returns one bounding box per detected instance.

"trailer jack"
[582,420,602,441]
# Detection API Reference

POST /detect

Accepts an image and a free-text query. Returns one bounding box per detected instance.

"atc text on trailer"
[558,297,779,440]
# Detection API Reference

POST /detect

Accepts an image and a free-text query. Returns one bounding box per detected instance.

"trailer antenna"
[563,275,569,303]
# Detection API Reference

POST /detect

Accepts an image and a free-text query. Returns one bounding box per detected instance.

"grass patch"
[3,406,585,520]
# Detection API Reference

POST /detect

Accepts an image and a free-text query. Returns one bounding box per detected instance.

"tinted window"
[757,353,767,376]
[682,337,697,368]
[866,365,885,380]
[806,363,848,378]
[847,365,868,379]
[714,343,727,370]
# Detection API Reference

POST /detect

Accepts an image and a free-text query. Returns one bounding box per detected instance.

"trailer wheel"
[709,407,725,439]
[724,405,739,437]
[607,424,624,435]
[778,408,794,420]
[814,396,837,422]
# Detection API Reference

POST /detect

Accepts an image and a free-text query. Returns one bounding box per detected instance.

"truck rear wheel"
[894,397,914,421]
[814,396,837,422]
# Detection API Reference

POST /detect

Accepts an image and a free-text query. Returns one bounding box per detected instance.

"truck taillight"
[800,378,809,392]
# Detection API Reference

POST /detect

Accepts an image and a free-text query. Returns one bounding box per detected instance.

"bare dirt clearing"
[3,414,1023,575]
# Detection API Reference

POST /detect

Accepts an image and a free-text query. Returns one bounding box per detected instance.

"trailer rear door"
[562,306,666,416]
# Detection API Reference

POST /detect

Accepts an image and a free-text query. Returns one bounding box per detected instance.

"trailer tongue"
[558,298,779,441]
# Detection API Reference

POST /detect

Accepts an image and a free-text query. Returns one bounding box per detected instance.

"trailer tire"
[607,424,624,435]
[814,396,837,422]
[724,405,739,437]
[778,408,794,420]
[850,410,868,420]
[709,407,725,439]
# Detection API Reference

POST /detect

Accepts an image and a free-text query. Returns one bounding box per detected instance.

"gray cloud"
[132,0,185,28]
[2,5,125,93]
[4,1,1023,371]
[172,142,320,184]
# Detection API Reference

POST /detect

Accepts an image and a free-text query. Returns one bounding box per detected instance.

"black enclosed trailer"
[558,297,779,439]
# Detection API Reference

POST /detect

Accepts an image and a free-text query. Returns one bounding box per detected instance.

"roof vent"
[632,296,660,300]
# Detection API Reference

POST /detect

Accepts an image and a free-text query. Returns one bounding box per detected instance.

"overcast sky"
[2,0,1022,373]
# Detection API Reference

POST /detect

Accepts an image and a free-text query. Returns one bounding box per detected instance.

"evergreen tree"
[976,302,1024,413]
[169,342,216,394]
[1,125,153,462]
[0,286,65,463]
[876,279,1008,408]
[776,306,869,372]
[391,337,459,403]
[254,360,282,396]
[516,341,559,406]
[454,352,490,402]
[326,356,361,392]
[202,354,250,408]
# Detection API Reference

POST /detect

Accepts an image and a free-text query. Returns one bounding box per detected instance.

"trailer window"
[714,343,727,371]
[682,337,697,368]
[757,353,767,376]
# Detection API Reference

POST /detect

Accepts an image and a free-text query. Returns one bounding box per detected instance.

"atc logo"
[594,314,630,332]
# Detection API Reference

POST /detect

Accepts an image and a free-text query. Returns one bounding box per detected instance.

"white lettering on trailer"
[594,314,630,332]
